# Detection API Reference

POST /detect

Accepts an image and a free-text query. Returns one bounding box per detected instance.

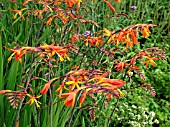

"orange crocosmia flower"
[66,75,85,90]
[142,27,151,38]
[76,0,82,11]
[46,15,55,25]
[34,8,47,19]
[4,47,28,64]
[89,37,103,47]
[130,31,138,44]
[125,38,133,49]
[0,90,12,94]
[102,79,126,87]
[104,28,111,37]
[41,80,53,94]
[115,61,128,72]
[22,0,32,6]
[59,89,79,108]
[141,56,158,68]
[116,0,121,2]
[130,57,137,65]
[9,8,28,19]
[79,88,92,107]
[40,42,70,61]
[107,93,112,102]
[41,78,58,94]
[26,94,42,108]
[65,0,77,7]
[117,30,126,42]
[104,0,116,13]
[71,35,79,42]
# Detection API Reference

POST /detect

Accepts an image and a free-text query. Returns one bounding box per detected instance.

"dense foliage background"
[0,0,169,127]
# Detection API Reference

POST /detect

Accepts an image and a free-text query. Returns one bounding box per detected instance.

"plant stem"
[15,55,35,126]
[49,87,53,127]
[68,90,83,127]
[107,99,119,127]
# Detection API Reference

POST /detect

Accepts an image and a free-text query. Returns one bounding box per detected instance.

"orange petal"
[79,91,87,107]
[104,0,116,13]
[103,79,126,87]
[41,80,53,94]
[0,90,12,94]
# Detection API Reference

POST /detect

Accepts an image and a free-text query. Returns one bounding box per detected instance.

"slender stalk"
[15,55,35,126]
[107,99,119,127]
[49,87,53,127]
[68,90,83,127]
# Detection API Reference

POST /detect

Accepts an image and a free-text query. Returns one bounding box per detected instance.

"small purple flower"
[131,6,137,11]
[1,3,4,8]
[84,31,92,37]
[77,34,82,38]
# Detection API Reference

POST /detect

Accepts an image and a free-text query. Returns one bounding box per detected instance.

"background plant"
[0,0,169,127]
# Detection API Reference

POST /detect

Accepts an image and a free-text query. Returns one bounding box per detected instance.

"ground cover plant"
[0,0,169,127]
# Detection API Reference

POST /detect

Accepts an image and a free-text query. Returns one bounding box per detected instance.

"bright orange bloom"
[65,75,85,90]
[130,30,138,44]
[22,0,32,6]
[9,8,28,19]
[115,61,129,72]
[116,0,121,2]
[57,12,68,24]
[117,30,126,42]
[26,94,42,108]
[0,90,12,94]
[34,8,47,19]
[125,38,133,49]
[39,42,70,61]
[142,27,151,38]
[79,88,92,107]
[41,80,53,95]
[101,78,126,88]
[141,56,158,68]
[41,78,58,94]
[4,47,28,64]
[59,89,79,108]
[89,37,103,47]
[46,15,55,25]
[65,0,77,7]
[76,0,82,11]
[104,0,116,13]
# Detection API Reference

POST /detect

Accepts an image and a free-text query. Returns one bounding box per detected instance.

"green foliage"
[0,0,169,127]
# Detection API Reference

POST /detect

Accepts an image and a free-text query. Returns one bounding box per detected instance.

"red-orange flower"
[4,46,28,64]
[59,89,79,108]
[39,42,70,61]
[141,56,158,68]
[89,37,103,47]
[116,0,121,2]
[104,0,116,13]
[9,8,28,19]
[41,78,58,94]
[125,38,133,49]
[115,61,129,72]
[26,94,42,108]
[142,27,151,38]
[34,8,47,19]
[101,78,126,88]
[65,0,76,7]
[46,15,55,25]
[0,90,12,94]
[130,30,138,44]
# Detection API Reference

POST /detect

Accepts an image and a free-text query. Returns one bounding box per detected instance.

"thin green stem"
[107,99,119,127]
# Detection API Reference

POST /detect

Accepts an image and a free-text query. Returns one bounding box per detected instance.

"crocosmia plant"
[0,0,168,127]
